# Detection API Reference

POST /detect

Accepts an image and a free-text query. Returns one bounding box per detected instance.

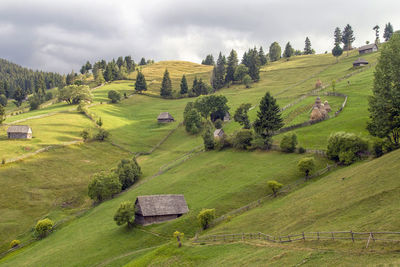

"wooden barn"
[7,125,32,139]
[157,112,175,123]
[358,43,378,55]
[213,129,224,139]
[134,194,189,226]
[353,58,369,67]
[223,112,230,122]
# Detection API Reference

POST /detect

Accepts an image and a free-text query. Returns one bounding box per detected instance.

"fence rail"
[193,231,400,247]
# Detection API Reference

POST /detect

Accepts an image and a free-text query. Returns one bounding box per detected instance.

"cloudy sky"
[0,0,399,73]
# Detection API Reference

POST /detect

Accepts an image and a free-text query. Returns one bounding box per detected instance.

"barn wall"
[8,133,30,139]
[135,214,179,225]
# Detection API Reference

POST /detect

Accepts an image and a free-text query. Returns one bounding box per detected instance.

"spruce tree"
[139,58,147,65]
[253,92,283,144]
[373,25,380,44]
[304,37,312,55]
[160,69,172,98]
[0,104,5,125]
[247,48,261,81]
[95,69,105,85]
[259,46,268,65]
[342,24,355,52]
[104,64,113,82]
[135,71,147,93]
[283,42,294,58]
[383,22,394,41]
[334,27,342,46]
[211,52,226,90]
[180,74,188,95]
[225,49,238,84]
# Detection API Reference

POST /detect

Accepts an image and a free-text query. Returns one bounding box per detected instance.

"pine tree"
[373,25,380,44]
[383,22,394,41]
[241,51,249,66]
[202,55,215,65]
[334,27,342,46]
[247,48,261,81]
[259,46,268,65]
[180,74,188,95]
[283,42,294,58]
[135,71,147,93]
[104,64,113,82]
[124,56,135,72]
[253,92,283,143]
[225,49,238,84]
[95,69,105,85]
[211,52,226,90]
[85,61,92,72]
[0,104,5,124]
[269,42,281,62]
[160,69,172,98]
[139,57,147,65]
[116,57,124,68]
[342,24,355,52]
[304,37,312,55]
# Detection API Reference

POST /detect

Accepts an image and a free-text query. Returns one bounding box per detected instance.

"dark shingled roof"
[135,194,189,216]
[214,129,224,137]
[7,125,32,133]
[358,43,378,51]
[157,112,174,120]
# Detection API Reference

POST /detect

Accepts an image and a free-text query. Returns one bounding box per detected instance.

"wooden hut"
[353,58,369,67]
[213,129,224,139]
[7,125,32,139]
[358,43,378,55]
[223,112,230,122]
[134,194,189,226]
[157,112,175,123]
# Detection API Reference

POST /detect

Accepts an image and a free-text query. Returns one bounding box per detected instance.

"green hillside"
[1,50,398,267]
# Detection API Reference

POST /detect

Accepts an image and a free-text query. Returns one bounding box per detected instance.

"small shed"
[135,194,189,226]
[353,58,369,67]
[223,112,230,122]
[358,43,378,55]
[214,129,224,139]
[7,125,32,139]
[157,112,175,123]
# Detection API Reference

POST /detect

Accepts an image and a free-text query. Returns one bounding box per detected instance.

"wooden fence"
[193,231,400,247]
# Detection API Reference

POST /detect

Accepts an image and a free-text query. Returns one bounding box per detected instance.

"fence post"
[302,232,305,241]
[317,232,320,241]
[279,236,282,243]
[331,232,334,240]
[242,232,244,241]
[288,235,291,242]
[259,232,261,239]
[350,230,354,242]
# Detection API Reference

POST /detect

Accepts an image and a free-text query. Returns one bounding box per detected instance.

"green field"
[1,50,398,266]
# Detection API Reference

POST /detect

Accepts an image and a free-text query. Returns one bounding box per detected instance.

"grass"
[0,142,130,252]
[0,111,96,160]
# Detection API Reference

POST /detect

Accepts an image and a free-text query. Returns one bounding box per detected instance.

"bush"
[202,123,215,150]
[108,90,121,103]
[372,139,385,158]
[233,129,253,149]
[298,146,306,154]
[250,134,271,150]
[80,129,92,142]
[45,91,53,101]
[198,208,216,230]
[215,134,231,151]
[77,102,87,114]
[327,132,368,165]
[185,109,202,134]
[10,239,20,248]
[297,157,315,178]
[94,128,110,141]
[267,180,283,197]
[88,172,122,202]
[28,95,41,110]
[34,218,54,239]
[214,119,223,129]
[114,201,135,228]
[280,133,298,153]
[173,231,184,248]
[115,158,142,190]
[243,74,252,88]
[96,117,103,127]
[0,94,7,107]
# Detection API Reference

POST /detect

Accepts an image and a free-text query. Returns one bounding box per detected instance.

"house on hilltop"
[157,112,175,123]
[134,194,189,226]
[353,58,369,67]
[7,125,32,139]
[358,43,378,55]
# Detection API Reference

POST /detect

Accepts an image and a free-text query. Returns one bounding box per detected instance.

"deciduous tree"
[269,42,281,62]
[114,201,135,228]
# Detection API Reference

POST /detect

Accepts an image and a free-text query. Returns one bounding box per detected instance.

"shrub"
[34,218,54,239]
[202,123,214,150]
[96,117,103,127]
[198,208,216,230]
[298,146,306,154]
[372,139,385,158]
[215,134,231,151]
[88,172,122,202]
[214,119,223,129]
[77,102,87,114]
[108,90,121,103]
[94,128,110,141]
[80,129,92,142]
[251,134,271,150]
[243,74,252,88]
[10,239,20,248]
[115,158,142,190]
[173,231,184,248]
[233,129,253,149]
[280,133,298,153]
[1,158,5,164]
[45,91,53,101]
[114,201,135,228]
[185,109,202,134]
[297,157,315,178]
[0,94,7,107]
[28,95,41,110]
[267,180,283,197]
[327,132,368,165]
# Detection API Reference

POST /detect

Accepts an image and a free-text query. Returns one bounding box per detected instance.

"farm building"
[134,194,189,226]
[353,58,369,67]
[358,43,378,55]
[7,125,32,139]
[157,112,175,123]
[223,112,230,122]
[214,129,224,139]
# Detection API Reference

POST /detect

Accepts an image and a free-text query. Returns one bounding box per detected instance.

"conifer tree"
[247,48,261,81]
[180,74,188,95]
[342,24,355,52]
[283,42,294,58]
[259,46,268,65]
[104,64,113,82]
[253,92,283,144]
[95,69,105,85]
[334,27,342,46]
[135,71,147,93]
[139,57,147,65]
[160,69,172,98]
[304,37,312,55]
[373,25,380,44]
[383,22,394,41]
[225,49,238,84]
[211,52,226,90]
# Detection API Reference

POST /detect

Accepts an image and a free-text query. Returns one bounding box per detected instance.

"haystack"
[310,107,323,121]
[324,101,331,112]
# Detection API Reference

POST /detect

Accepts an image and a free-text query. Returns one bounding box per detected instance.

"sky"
[0,0,399,73]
